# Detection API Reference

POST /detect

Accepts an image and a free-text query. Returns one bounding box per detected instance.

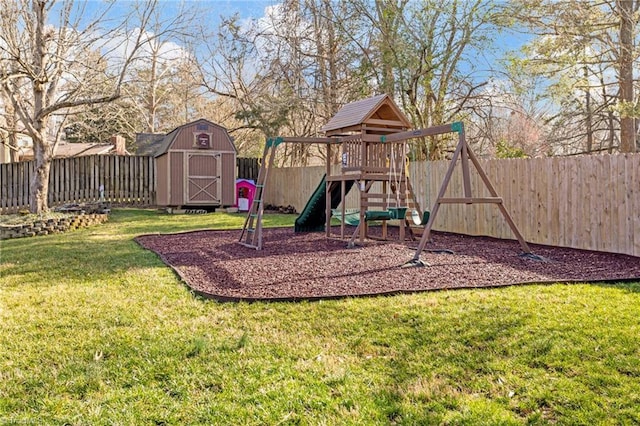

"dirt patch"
[135,227,640,302]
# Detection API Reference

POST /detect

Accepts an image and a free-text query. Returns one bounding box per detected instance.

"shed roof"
[320,94,412,135]
[135,133,166,156]
[154,118,235,157]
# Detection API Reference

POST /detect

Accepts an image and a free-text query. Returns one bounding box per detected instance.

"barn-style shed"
[155,119,237,208]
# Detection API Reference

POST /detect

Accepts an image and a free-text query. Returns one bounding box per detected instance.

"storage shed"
[155,119,237,208]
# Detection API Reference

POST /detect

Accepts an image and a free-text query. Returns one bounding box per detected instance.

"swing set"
[239,94,532,266]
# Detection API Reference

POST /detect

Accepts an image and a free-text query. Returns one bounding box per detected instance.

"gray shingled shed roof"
[320,94,411,134]
[154,126,181,158]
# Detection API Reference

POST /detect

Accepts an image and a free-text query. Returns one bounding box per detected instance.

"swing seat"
[387,207,407,220]
[364,207,407,222]
[364,210,393,221]
[411,210,430,225]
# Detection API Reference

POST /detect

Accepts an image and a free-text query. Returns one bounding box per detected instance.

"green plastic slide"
[294,175,354,232]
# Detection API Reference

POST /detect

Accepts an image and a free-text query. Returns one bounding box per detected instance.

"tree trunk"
[30,129,52,213]
[608,111,616,153]
[147,51,158,133]
[584,65,593,153]
[375,0,401,97]
[618,0,636,153]
[30,0,51,213]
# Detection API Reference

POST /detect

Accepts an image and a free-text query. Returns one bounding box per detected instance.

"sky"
[48,1,276,32]
[48,1,532,60]
[45,0,534,100]
[189,0,277,17]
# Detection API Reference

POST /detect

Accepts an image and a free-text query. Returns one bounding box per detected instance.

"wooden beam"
[362,126,406,134]
[377,123,457,143]
[325,125,364,136]
[460,130,472,198]
[338,134,364,142]
[326,174,361,182]
[364,118,407,127]
[278,136,338,144]
[362,201,402,208]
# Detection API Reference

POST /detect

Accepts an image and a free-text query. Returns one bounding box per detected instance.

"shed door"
[185,152,221,205]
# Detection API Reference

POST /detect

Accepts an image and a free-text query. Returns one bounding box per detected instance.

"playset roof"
[321,94,412,136]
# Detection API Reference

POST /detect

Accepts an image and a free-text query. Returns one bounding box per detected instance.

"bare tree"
[123,4,202,134]
[198,1,370,164]
[336,0,503,159]
[508,0,639,154]
[0,0,160,213]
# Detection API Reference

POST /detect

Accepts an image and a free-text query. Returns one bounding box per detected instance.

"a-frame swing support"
[407,122,532,265]
[238,137,280,250]
[239,135,338,250]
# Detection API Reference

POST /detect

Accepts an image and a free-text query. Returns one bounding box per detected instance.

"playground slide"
[294,175,355,232]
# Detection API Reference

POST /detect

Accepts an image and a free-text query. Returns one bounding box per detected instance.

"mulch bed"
[135,226,640,302]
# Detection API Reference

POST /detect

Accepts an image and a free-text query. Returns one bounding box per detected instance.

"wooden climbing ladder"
[238,137,281,249]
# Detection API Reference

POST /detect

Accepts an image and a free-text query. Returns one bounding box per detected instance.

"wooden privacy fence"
[1,155,156,213]
[2,152,638,257]
[236,157,260,181]
[265,153,640,257]
[1,155,263,213]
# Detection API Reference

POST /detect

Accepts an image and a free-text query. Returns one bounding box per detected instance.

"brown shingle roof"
[320,94,411,134]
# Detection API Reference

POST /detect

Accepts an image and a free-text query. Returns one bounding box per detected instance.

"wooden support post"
[326,143,332,238]
[413,134,466,256]
[239,138,279,249]
[460,131,472,199]
[340,179,346,238]
[360,180,366,243]
[464,141,532,254]
[382,180,388,240]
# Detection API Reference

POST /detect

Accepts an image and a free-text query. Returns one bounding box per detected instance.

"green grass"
[1,209,639,425]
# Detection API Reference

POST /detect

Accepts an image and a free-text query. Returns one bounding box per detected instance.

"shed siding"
[169,151,184,205]
[221,152,236,205]
[156,154,169,205]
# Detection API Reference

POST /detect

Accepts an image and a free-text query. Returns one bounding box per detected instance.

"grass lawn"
[1,208,639,425]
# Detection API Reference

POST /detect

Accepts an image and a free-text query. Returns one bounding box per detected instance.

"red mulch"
[134,226,640,302]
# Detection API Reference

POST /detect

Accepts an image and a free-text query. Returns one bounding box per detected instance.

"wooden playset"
[239,94,532,265]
